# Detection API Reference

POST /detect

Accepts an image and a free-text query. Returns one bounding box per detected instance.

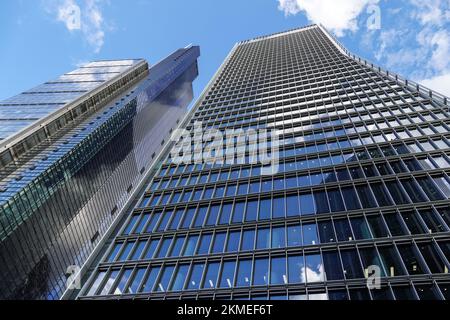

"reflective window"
[235,259,252,287]
[253,258,269,286]
[270,256,287,284]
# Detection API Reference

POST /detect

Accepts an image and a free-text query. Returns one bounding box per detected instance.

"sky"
[1,0,449,104]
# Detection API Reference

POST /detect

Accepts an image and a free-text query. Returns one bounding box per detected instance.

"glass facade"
[0,46,200,299]
[79,25,450,300]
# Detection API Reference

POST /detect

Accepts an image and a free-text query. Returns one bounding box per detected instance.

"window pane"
[416,177,445,200]
[245,200,258,221]
[323,251,344,280]
[328,189,346,212]
[356,184,378,208]
[241,229,256,251]
[170,265,189,291]
[182,235,199,256]
[288,255,306,283]
[341,186,361,210]
[256,228,270,249]
[197,234,212,254]
[314,191,330,214]
[378,246,406,276]
[219,203,233,224]
[126,268,146,294]
[236,259,252,287]
[417,243,448,274]
[385,180,411,205]
[271,226,286,248]
[350,217,372,240]
[300,193,316,215]
[156,265,175,292]
[303,223,319,245]
[141,267,161,293]
[334,218,354,241]
[270,256,287,284]
[212,232,226,253]
[370,182,394,206]
[273,196,285,218]
[305,254,325,282]
[359,247,386,277]
[287,224,302,247]
[318,220,336,243]
[397,244,426,275]
[219,261,236,288]
[253,258,269,286]
[286,194,300,217]
[340,249,364,279]
[232,202,246,223]
[202,262,220,289]
[259,199,271,220]
[226,231,241,252]
[186,263,205,290]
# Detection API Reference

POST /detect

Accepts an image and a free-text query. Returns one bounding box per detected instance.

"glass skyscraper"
[0,45,200,299]
[78,25,450,300]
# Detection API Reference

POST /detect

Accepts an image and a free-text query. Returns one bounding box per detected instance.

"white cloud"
[277,0,379,36]
[43,0,106,53]
[420,73,450,97]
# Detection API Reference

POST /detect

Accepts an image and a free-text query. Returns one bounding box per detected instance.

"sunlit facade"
[79,25,450,300]
[0,46,200,299]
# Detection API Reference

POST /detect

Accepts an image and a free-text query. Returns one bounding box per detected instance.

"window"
[272,196,286,218]
[168,209,183,230]
[226,231,241,252]
[156,238,172,258]
[350,217,372,240]
[359,247,386,277]
[356,184,378,208]
[314,191,330,214]
[271,226,286,248]
[334,218,353,241]
[106,242,122,262]
[370,182,393,206]
[367,215,389,238]
[341,186,361,210]
[340,249,364,279]
[202,262,220,288]
[378,246,406,276]
[259,198,271,220]
[206,205,220,225]
[219,260,236,288]
[288,255,305,283]
[385,180,410,205]
[245,200,258,221]
[170,264,189,291]
[256,228,270,249]
[156,265,175,292]
[253,258,269,286]
[287,224,302,247]
[323,251,344,280]
[186,263,205,290]
[141,266,161,293]
[130,240,147,260]
[328,189,346,212]
[305,254,325,282]
[401,179,428,203]
[303,223,319,245]
[270,256,287,284]
[212,232,226,253]
[182,235,199,256]
[417,243,448,274]
[299,193,316,215]
[232,202,245,223]
[126,268,146,294]
[241,229,255,251]
[193,206,208,227]
[397,244,426,275]
[416,177,445,201]
[235,259,252,287]
[219,203,232,224]
[197,234,212,254]
[181,208,195,228]
[117,241,135,261]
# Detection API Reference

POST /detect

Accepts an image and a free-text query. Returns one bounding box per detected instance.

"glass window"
[253,258,269,286]
[417,243,448,274]
[328,189,346,212]
[168,209,183,230]
[235,259,252,287]
[245,200,258,221]
[314,191,330,214]
[367,215,389,238]
[385,180,411,205]
[287,224,302,247]
[232,202,245,223]
[401,211,427,235]
[270,256,287,284]
[134,213,151,233]
[181,208,195,228]
[106,242,122,262]
[170,264,189,291]
[318,220,336,243]
[416,177,445,201]
[206,205,220,225]
[303,223,319,245]
[130,240,147,260]
[186,263,205,290]
[193,206,208,227]
[212,232,226,253]
[126,268,146,294]
[433,176,450,198]
[219,203,232,225]
[156,238,172,258]
[356,184,378,208]
[286,194,300,217]
[141,266,161,293]
[219,260,236,288]
[350,217,372,240]
[117,241,135,261]
[299,193,316,215]
[392,286,418,300]
[401,179,428,203]
[156,211,172,231]
[241,229,256,251]
[323,251,344,280]
[169,236,185,257]
[271,226,286,248]
[202,262,220,289]
[182,235,199,256]
[397,244,426,275]
[259,198,271,220]
[370,182,394,206]
[226,231,241,252]
[305,254,325,282]
[419,209,448,233]
[197,234,212,254]
[378,246,406,276]
[341,186,361,210]
[156,265,175,292]
[384,213,408,236]
[288,255,305,283]
[340,249,364,279]
[272,196,285,218]
[86,271,107,296]
[334,218,354,241]
[256,228,270,249]
[359,247,386,277]
[143,239,160,259]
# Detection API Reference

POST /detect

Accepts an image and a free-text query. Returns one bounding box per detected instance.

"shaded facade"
[0,46,200,299]
[79,25,450,300]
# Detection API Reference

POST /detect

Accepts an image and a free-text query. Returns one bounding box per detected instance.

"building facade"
[0,46,200,299]
[78,25,450,300]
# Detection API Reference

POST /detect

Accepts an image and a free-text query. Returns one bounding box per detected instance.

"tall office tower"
[0,45,200,299]
[78,25,450,301]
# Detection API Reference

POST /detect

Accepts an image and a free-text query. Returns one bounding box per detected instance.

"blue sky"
[1,0,449,103]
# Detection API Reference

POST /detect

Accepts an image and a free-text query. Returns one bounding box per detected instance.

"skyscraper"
[78,25,450,300]
[0,45,200,299]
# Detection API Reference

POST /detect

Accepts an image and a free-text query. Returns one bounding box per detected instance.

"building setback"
[0,45,200,299]
[78,25,450,300]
